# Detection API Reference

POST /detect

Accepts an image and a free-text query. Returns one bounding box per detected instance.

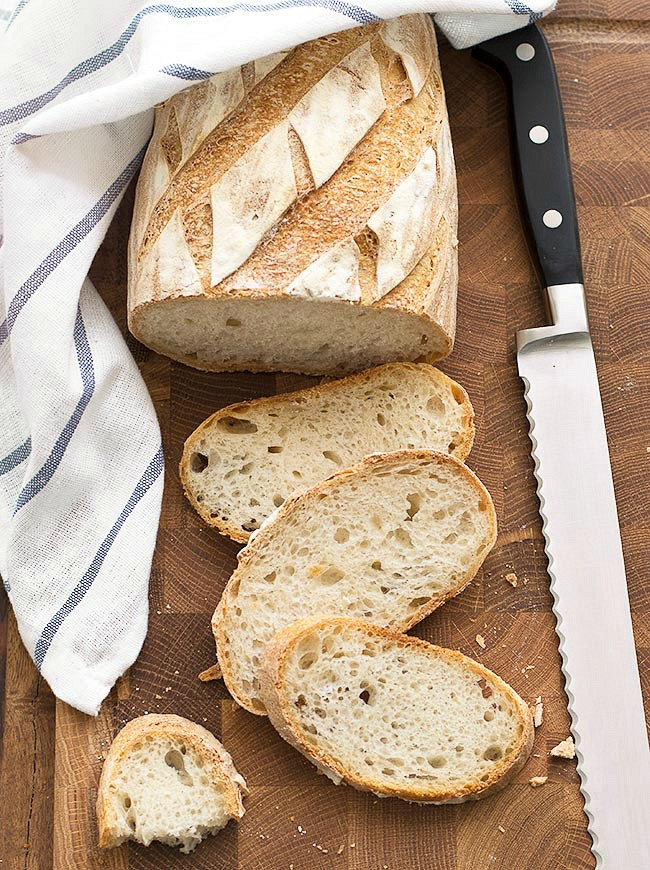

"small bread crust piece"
[96,714,246,849]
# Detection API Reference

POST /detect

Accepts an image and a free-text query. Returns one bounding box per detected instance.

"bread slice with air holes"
[260,617,534,802]
[181,363,474,543]
[213,449,497,715]
[96,714,247,853]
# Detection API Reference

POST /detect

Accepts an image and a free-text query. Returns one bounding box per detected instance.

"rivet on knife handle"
[472,23,583,291]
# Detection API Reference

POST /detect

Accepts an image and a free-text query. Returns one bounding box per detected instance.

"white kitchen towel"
[0,0,555,715]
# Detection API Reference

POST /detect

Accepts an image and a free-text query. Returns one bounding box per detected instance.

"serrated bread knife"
[472,23,650,868]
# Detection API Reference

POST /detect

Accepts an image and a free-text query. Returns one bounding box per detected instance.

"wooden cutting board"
[2,9,650,869]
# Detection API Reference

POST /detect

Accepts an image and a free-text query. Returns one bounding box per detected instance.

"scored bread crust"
[180,362,475,543]
[127,15,458,375]
[259,616,534,803]
[213,449,498,715]
[96,714,247,849]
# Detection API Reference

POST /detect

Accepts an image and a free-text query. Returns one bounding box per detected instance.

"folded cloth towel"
[0,0,555,715]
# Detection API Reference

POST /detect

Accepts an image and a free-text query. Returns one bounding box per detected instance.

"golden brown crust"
[96,714,246,849]
[212,449,497,715]
[180,362,475,543]
[259,617,534,803]
[127,15,458,372]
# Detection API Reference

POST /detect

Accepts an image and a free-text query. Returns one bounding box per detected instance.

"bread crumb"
[199,663,223,682]
[530,776,548,787]
[337,844,345,854]
[533,697,543,727]
[521,665,535,673]
[550,737,575,759]
[154,694,162,700]
[498,825,505,833]
[476,634,486,649]
[174,669,179,675]
[505,572,518,587]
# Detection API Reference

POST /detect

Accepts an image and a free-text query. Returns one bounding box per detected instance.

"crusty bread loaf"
[96,714,246,853]
[260,617,534,802]
[128,15,458,375]
[181,363,474,542]
[213,450,497,715]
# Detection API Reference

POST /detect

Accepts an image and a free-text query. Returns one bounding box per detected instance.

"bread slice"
[260,617,534,802]
[181,363,474,543]
[96,714,247,853]
[213,450,497,715]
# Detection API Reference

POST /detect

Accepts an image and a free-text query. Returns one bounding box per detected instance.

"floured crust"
[259,617,535,803]
[180,363,475,543]
[212,450,497,714]
[127,15,458,372]
[96,714,246,849]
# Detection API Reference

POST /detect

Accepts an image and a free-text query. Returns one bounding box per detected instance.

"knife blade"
[472,24,650,868]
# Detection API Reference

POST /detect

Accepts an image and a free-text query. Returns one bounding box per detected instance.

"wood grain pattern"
[2,10,650,868]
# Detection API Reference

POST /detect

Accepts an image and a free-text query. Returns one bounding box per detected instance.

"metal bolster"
[517,283,590,352]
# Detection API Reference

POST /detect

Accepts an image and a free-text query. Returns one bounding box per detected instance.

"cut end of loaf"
[130,296,451,375]
[260,617,534,803]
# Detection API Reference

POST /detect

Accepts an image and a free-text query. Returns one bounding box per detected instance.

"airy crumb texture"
[96,715,246,853]
[214,450,497,715]
[133,296,454,376]
[260,617,534,802]
[181,363,474,542]
[529,776,548,787]
[550,737,575,759]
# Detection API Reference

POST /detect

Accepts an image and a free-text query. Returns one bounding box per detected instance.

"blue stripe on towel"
[0,436,31,476]
[160,63,214,80]
[33,444,165,668]
[11,132,40,144]
[0,1,378,126]
[13,306,94,513]
[6,0,29,27]
[0,145,145,345]
[503,0,534,13]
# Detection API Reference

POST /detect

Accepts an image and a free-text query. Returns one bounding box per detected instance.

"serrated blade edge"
[518,333,650,869]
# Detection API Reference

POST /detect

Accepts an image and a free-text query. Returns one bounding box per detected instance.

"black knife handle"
[472,24,583,289]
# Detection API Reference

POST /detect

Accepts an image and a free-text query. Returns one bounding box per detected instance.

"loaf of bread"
[213,450,497,715]
[181,363,474,542]
[128,14,457,375]
[96,714,246,853]
[260,617,534,802]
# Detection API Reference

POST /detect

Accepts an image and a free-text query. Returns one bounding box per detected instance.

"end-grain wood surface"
[2,8,650,869]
